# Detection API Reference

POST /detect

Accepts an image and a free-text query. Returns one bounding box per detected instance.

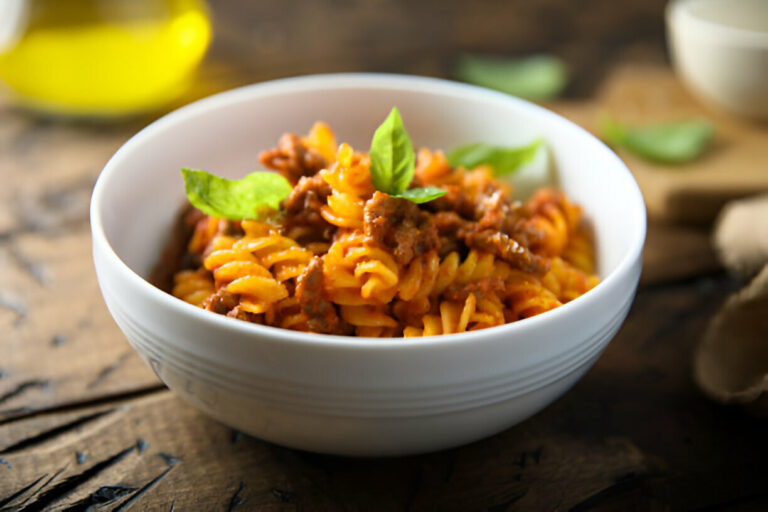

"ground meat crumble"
[258,133,326,185]
[363,191,439,267]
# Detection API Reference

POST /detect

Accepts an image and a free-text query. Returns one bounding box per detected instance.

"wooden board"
[0,95,732,509]
[2,274,767,510]
[549,65,768,225]
[641,223,719,285]
[0,111,162,423]
[0,391,647,510]
[0,11,752,506]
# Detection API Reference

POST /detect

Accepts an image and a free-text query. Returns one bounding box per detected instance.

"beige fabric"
[694,264,768,408]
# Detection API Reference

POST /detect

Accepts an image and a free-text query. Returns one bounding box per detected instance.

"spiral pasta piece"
[163,121,600,337]
[415,148,452,183]
[562,223,597,275]
[541,257,600,303]
[265,296,308,331]
[406,293,501,336]
[323,232,399,305]
[301,121,338,164]
[398,251,440,301]
[201,236,287,314]
[431,250,497,297]
[320,143,374,229]
[188,215,221,254]
[524,189,581,257]
[172,268,215,306]
[505,269,562,320]
[340,304,398,337]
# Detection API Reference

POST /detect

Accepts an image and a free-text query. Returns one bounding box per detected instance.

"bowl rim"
[667,0,768,46]
[91,72,646,349]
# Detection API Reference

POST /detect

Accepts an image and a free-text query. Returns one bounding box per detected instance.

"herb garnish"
[368,107,446,203]
[181,109,447,218]
[447,139,542,177]
[600,116,715,164]
[456,54,568,100]
[181,168,292,220]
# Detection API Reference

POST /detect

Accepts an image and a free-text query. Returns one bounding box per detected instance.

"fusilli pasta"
[162,122,599,337]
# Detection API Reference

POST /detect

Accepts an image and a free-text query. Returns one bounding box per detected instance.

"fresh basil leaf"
[367,109,444,204]
[369,107,415,195]
[601,116,715,164]
[456,54,567,100]
[447,139,542,177]
[181,168,291,220]
[394,186,447,204]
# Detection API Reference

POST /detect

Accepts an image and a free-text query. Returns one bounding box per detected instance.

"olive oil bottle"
[0,0,211,116]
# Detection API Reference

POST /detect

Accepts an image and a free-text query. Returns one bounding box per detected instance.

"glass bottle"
[0,0,212,117]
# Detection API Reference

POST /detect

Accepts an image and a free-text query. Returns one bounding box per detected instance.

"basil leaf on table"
[601,116,715,164]
[456,54,568,100]
[181,168,292,220]
[447,139,542,177]
[368,107,446,204]
[393,186,447,204]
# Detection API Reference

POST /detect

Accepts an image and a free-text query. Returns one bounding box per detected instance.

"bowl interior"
[669,0,768,45]
[683,0,768,35]
[95,75,644,294]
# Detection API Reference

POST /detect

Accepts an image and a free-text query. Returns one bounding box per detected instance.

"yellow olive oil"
[0,0,211,116]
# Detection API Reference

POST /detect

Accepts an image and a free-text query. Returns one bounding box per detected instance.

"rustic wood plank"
[598,65,768,225]
[0,104,161,422]
[641,222,720,285]
[548,102,723,285]
[550,66,768,225]
[1,274,765,511]
[205,0,669,98]
[1,3,758,508]
[0,229,162,421]
[0,393,647,511]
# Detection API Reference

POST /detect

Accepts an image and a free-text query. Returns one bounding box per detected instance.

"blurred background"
[3,1,768,510]
[0,0,670,117]
[203,0,667,97]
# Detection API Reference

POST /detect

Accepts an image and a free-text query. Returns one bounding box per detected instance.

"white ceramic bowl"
[91,74,645,456]
[667,0,768,119]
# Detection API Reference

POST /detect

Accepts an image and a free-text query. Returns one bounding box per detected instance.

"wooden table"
[2,5,767,509]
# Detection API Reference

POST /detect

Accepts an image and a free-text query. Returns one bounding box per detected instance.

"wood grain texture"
[1,1,762,508]
[601,65,768,225]
[0,391,645,511]
[0,106,161,423]
[550,65,768,225]
[2,275,766,511]
[204,0,669,98]
[641,223,720,285]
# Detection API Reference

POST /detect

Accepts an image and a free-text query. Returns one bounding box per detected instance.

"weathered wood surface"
[0,113,162,424]
[1,1,765,508]
[0,105,748,510]
[0,391,646,511]
[3,274,767,510]
[549,66,768,225]
[206,0,670,99]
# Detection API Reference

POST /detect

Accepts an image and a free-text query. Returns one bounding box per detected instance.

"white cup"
[667,0,768,120]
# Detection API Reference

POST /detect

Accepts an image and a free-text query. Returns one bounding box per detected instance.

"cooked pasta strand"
[167,121,599,336]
